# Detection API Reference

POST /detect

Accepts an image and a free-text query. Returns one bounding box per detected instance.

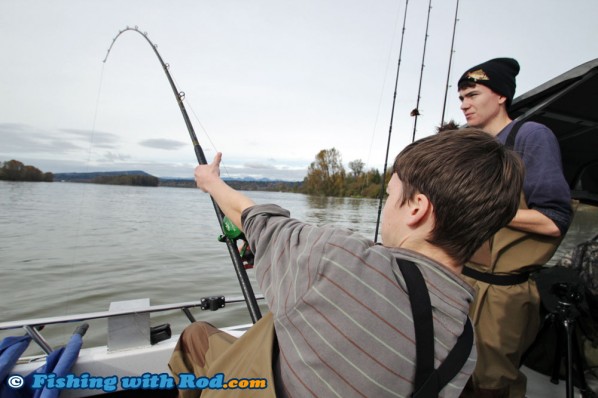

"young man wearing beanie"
[457,58,573,397]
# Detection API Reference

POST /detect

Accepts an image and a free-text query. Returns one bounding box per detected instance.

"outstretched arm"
[508,208,561,237]
[194,152,255,230]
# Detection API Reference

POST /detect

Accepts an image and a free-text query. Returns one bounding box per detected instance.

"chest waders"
[463,121,563,283]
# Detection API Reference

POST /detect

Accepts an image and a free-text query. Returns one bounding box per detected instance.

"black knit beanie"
[458,58,520,108]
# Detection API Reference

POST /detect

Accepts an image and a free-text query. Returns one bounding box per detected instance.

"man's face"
[381,173,409,246]
[458,84,505,129]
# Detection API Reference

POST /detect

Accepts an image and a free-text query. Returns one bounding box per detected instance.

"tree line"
[0,160,53,182]
[92,175,159,187]
[0,151,386,197]
[299,121,461,197]
[301,148,387,198]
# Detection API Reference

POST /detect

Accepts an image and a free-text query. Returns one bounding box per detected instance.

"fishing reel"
[218,216,255,269]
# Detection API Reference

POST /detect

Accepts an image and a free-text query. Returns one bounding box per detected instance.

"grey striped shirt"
[243,204,476,397]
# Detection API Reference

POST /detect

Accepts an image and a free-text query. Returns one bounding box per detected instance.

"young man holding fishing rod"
[169,130,524,397]
[457,58,573,397]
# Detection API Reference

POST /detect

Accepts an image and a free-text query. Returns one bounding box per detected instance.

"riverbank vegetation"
[302,148,386,198]
[2,150,388,198]
[0,160,53,182]
[92,174,159,187]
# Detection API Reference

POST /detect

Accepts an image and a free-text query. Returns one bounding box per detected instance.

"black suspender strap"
[397,259,435,388]
[462,265,530,286]
[396,259,474,397]
[504,120,525,149]
[415,319,474,397]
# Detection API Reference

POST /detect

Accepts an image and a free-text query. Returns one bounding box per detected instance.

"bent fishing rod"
[103,26,262,323]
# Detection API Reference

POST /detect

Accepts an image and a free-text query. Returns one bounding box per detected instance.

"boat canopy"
[509,58,598,204]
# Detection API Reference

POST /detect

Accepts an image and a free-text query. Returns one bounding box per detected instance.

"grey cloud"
[61,129,120,149]
[223,166,306,181]
[98,151,132,162]
[243,162,276,170]
[0,123,125,154]
[0,123,86,154]
[224,161,307,181]
[139,139,186,150]
[0,122,307,179]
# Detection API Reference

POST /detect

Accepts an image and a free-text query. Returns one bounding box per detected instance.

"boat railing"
[0,294,265,355]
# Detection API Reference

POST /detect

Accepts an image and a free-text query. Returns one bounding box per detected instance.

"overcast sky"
[1,0,597,180]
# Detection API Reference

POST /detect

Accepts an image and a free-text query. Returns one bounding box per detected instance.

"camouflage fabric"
[556,233,598,352]
[523,235,598,393]
[557,234,598,296]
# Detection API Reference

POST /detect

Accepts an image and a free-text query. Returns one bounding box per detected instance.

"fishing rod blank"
[411,0,433,143]
[440,0,460,127]
[103,26,262,323]
[374,0,410,243]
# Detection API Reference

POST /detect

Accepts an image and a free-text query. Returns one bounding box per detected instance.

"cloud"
[0,123,86,154]
[0,123,307,180]
[0,124,126,158]
[61,129,121,149]
[139,138,187,150]
[221,159,307,181]
[98,151,132,162]
[243,161,276,170]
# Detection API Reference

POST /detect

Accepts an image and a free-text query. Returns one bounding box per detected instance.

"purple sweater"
[497,121,572,234]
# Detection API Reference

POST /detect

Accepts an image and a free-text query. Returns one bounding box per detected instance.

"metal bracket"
[200,296,226,311]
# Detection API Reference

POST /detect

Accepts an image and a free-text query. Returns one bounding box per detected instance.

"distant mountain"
[159,176,302,192]
[158,176,298,183]
[223,179,302,192]
[54,170,302,192]
[224,177,283,182]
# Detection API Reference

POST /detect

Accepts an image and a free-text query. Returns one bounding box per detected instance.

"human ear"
[406,194,432,227]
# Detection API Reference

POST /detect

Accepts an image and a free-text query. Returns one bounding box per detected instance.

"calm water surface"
[0,181,380,351]
[1,181,596,353]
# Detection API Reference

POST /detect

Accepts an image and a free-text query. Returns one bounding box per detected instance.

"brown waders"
[460,198,562,398]
[169,312,277,398]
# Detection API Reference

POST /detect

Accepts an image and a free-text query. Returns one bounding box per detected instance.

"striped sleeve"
[242,204,332,314]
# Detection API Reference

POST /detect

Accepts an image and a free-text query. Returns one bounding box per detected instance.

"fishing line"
[170,74,233,179]
[62,61,108,333]
[373,0,410,243]
[186,104,232,179]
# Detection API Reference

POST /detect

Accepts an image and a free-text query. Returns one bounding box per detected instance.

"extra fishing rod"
[440,0,460,126]
[373,0,410,243]
[103,26,262,323]
[411,0,433,143]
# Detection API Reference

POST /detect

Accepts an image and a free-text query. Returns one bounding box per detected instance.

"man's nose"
[460,99,469,111]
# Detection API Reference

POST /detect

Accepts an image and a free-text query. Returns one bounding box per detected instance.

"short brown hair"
[457,79,476,91]
[436,120,461,133]
[393,129,523,264]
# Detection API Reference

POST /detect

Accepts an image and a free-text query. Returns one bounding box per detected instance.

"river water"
[0,181,381,352]
[1,180,596,354]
